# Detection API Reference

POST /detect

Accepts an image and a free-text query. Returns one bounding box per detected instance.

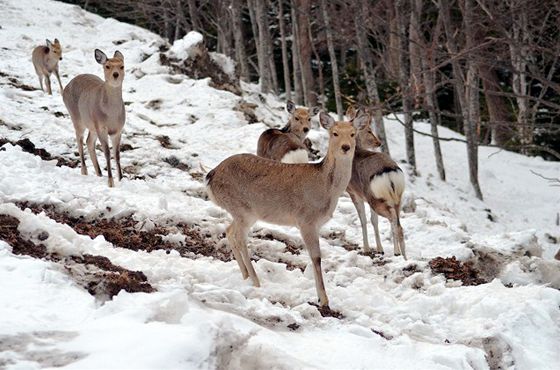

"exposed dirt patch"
[120,143,134,152]
[254,231,302,255]
[371,328,392,340]
[234,100,258,124]
[0,137,78,167]
[308,302,344,319]
[429,256,486,286]
[156,135,175,149]
[163,155,190,171]
[3,76,37,91]
[16,202,230,262]
[0,213,154,300]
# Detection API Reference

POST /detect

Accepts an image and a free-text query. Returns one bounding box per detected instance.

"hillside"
[0,0,559,369]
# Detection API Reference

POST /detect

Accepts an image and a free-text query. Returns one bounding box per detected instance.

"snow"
[0,0,559,369]
[169,31,204,60]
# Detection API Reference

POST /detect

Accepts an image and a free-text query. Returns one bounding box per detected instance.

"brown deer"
[256,100,319,163]
[206,111,370,307]
[345,106,407,259]
[63,49,125,188]
[32,39,63,95]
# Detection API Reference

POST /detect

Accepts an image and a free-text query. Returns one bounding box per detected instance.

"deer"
[256,100,320,163]
[345,106,407,259]
[32,39,64,95]
[63,49,125,188]
[206,111,370,308]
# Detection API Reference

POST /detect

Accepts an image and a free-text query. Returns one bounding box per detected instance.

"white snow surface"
[0,0,559,369]
[169,31,204,60]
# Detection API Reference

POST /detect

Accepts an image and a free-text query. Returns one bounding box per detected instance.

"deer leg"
[389,208,405,259]
[349,192,371,254]
[110,132,122,181]
[86,131,101,176]
[75,128,87,175]
[370,207,385,254]
[232,219,260,287]
[37,74,44,92]
[97,128,113,187]
[45,74,52,95]
[395,208,406,259]
[54,68,63,93]
[226,223,249,280]
[300,224,329,307]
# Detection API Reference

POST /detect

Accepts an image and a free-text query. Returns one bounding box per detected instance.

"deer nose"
[342,144,351,153]
[59,57,63,60]
[303,127,309,133]
[113,72,119,79]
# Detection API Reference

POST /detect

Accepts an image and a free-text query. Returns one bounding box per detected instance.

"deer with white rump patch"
[63,49,125,187]
[32,38,64,95]
[345,106,407,259]
[206,111,370,307]
[256,100,319,163]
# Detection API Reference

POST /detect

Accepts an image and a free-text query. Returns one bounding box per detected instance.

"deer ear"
[46,39,53,48]
[54,38,60,45]
[310,106,320,116]
[346,105,357,120]
[352,112,371,130]
[319,112,335,130]
[113,50,124,61]
[94,49,108,64]
[286,100,295,114]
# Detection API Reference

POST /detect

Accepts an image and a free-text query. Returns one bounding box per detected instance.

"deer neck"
[102,83,123,110]
[319,144,354,196]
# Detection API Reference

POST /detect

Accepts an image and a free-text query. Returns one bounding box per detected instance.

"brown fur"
[207,111,370,307]
[31,39,63,95]
[63,49,125,187]
[256,101,319,162]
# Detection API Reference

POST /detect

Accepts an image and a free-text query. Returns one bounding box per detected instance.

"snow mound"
[169,31,204,60]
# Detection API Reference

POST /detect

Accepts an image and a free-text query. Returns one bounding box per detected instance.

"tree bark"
[187,0,201,31]
[396,0,415,173]
[291,3,303,104]
[479,67,513,146]
[321,0,342,119]
[293,0,316,106]
[255,0,271,92]
[231,0,250,81]
[278,0,292,100]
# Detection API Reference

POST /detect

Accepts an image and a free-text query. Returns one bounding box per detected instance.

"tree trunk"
[278,0,292,100]
[231,0,250,81]
[294,0,316,106]
[440,0,483,200]
[291,4,303,104]
[396,0,415,173]
[479,67,513,146]
[255,0,270,92]
[187,0,201,31]
[321,0,342,119]
[353,0,390,155]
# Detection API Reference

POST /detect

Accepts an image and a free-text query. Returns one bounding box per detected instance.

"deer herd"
[32,38,406,308]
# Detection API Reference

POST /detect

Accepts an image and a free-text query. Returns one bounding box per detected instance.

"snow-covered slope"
[0,0,559,369]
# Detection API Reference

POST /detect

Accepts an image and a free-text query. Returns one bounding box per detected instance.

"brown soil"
[0,213,154,300]
[16,202,230,262]
[308,302,344,319]
[429,256,486,286]
[0,137,78,168]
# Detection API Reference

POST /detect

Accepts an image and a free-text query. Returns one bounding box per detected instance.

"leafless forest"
[65,0,560,199]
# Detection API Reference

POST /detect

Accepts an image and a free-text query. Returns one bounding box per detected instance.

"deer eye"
[120,66,124,70]
[333,132,338,137]
[295,117,300,121]
[351,133,355,138]
[105,65,110,69]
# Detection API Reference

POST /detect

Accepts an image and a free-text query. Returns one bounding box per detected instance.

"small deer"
[256,100,319,163]
[206,111,369,307]
[345,106,407,259]
[63,49,125,187]
[32,39,64,95]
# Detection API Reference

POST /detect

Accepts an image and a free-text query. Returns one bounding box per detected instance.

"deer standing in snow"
[32,39,64,95]
[256,100,319,163]
[206,111,370,307]
[345,106,407,259]
[63,49,125,187]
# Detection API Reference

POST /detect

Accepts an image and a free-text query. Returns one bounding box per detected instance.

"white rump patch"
[370,170,405,206]
[281,149,308,164]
